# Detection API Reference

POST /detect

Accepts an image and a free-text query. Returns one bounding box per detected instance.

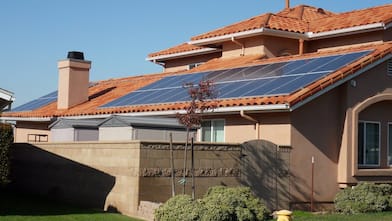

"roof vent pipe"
[67,51,85,60]
[286,0,290,9]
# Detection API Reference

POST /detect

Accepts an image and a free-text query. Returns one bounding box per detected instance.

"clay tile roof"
[148,43,208,58]
[276,5,335,22]
[4,42,391,118]
[191,13,272,41]
[149,4,392,60]
[310,4,392,33]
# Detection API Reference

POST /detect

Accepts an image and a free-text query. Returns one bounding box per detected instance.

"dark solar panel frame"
[101,50,371,108]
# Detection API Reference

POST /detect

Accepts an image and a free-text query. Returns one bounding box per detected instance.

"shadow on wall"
[237,139,307,211]
[9,143,115,213]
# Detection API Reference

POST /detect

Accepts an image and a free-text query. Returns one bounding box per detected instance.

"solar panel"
[12,91,58,112]
[100,50,371,108]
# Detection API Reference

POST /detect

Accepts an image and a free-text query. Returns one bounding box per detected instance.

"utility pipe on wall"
[299,39,304,55]
[240,110,260,139]
[231,37,245,56]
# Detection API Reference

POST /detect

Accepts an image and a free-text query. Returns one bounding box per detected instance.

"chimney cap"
[67,51,84,60]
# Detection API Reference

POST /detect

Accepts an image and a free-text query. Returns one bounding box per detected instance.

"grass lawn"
[267,210,392,221]
[0,189,144,221]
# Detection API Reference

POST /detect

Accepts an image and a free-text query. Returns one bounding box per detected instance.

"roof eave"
[23,103,290,120]
[0,116,54,122]
[290,52,392,111]
[307,22,387,40]
[187,22,390,46]
[146,47,222,62]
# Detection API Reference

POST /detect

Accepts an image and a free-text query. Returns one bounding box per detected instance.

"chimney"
[57,51,91,109]
[285,0,290,9]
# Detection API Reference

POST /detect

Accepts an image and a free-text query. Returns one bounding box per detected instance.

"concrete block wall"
[11,141,242,219]
[11,141,142,216]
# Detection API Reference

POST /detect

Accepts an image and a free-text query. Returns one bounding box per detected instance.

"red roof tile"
[148,4,392,58]
[148,43,209,58]
[310,4,392,33]
[4,42,391,118]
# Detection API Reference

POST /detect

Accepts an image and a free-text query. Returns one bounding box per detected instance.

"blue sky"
[1,0,391,107]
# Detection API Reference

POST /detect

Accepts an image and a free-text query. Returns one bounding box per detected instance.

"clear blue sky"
[1,0,391,107]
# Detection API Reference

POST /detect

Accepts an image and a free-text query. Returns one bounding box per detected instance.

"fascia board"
[146,48,221,62]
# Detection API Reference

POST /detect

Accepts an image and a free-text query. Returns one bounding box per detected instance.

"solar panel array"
[101,50,370,108]
[12,91,57,112]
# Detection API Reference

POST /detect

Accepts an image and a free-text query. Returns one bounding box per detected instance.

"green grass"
[266,211,392,221]
[0,189,144,221]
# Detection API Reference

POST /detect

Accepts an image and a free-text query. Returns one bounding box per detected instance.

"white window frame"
[200,119,225,142]
[388,122,392,167]
[358,121,381,167]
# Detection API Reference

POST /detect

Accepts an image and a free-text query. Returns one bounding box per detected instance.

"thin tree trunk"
[169,133,175,197]
[182,127,189,194]
[191,137,195,200]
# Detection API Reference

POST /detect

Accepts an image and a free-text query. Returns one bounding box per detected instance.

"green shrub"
[334,182,392,214]
[0,123,13,185]
[200,186,270,221]
[155,186,270,221]
[154,194,201,221]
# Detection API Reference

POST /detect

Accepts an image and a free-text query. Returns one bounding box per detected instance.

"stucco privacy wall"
[11,141,245,218]
[138,141,242,203]
[11,142,141,216]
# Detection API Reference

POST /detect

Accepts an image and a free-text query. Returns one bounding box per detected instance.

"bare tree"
[177,80,217,198]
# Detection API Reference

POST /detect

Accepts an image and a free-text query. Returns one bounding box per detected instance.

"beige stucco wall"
[308,31,385,53]
[99,127,134,141]
[164,52,221,73]
[338,60,392,185]
[12,141,141,216]
[14,121,51,142]
[287,60,392,208]
[224,113,291,145]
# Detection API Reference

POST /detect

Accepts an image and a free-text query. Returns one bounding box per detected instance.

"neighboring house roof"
[49,118,105,129]
[100,115,187,129]
[3,42,391,119]
[0,88,15,111]
[148,4,392,59]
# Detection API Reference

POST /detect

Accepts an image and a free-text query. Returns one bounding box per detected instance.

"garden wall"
[10,141,242,219]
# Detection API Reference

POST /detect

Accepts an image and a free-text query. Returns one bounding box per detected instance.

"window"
[188,62,203,70]
[358,121,380,166]
[389,123,392,166]
[388,59,392,76]
[201,119,224,142]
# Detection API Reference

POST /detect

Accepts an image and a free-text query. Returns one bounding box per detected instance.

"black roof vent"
[67,51,84,60]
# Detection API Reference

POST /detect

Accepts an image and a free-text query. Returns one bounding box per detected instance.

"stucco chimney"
[57,51,91,109]
[285,0,290,9]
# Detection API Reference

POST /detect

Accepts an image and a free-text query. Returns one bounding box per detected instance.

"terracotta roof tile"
[4,42,391,118]
[148,43,208,58]
[310,4,392,33]
[150,4,391,57]
[276,5,335,22]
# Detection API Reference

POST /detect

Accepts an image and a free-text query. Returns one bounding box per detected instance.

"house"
[0,88,15,112]
[2,3,392,213]
[49,115,194,142]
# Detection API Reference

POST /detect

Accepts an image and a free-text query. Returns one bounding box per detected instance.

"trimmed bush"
[155,186,270,221]
[154,194,202,221]
[334,182,392,214]
[0,123,13,185]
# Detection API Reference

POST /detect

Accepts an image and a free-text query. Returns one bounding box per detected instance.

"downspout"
[240,110,260,139]
[299,39,304,55]
[231,37,245,56]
